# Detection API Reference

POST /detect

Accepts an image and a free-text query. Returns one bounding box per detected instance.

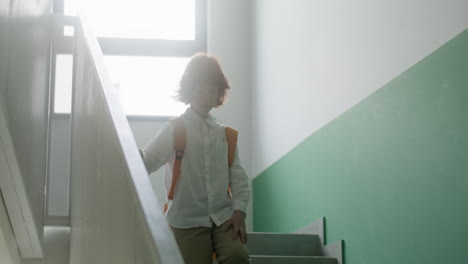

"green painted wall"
[253,29,468,264]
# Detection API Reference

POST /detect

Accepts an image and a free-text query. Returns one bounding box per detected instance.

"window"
[53,55,190,116]
[53,54,73,114]
[104,56,189,116]
[64,0,195,40]
[52,0,206,117]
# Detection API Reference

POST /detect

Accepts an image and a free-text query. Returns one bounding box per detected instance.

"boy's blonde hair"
[176,53,230,107]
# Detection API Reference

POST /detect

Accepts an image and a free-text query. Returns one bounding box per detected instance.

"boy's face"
[189,84,219,117]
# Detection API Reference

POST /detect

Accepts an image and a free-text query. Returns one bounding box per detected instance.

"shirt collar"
[184,107,217,127]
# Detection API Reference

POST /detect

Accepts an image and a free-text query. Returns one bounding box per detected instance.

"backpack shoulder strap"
[224,126,238,167]
[224,126,238,200]
[167,117,186,202]
[169,117,186,157]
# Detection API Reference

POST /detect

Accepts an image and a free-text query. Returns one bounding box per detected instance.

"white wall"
[47,117,71,217]
[1,0,53,245]
[251,0,468,176]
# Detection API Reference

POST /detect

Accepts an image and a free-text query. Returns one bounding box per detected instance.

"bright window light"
[53,55,189,116]
[104,56,189,117]
[64,25,74,36]
[54,54,73,114]
[64,0,195,40]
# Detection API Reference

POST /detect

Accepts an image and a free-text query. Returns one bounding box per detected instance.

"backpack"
[164,117,238,213]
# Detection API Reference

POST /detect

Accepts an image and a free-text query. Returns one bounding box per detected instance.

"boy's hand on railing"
[224,210,247,243]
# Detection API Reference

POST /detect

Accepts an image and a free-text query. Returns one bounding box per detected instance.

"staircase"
[246,218,343,264]
[247,233,338,264]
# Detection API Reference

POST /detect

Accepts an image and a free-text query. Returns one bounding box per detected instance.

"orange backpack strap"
[225,126,238,167]
[225,126,238,199]
[168,118,186,202]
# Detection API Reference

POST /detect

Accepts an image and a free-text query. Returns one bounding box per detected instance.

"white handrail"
[69,16,183,263]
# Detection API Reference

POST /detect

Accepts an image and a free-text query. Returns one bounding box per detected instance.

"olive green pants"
[172,221,250,264]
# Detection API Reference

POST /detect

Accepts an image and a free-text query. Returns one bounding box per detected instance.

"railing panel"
[0,94,44,258]
[69,16,183,264]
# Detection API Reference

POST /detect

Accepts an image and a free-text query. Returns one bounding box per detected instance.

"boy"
[140,53,250,264]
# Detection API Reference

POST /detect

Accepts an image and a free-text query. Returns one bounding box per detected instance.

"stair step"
[247,233,322,256]
[250,255,338,264]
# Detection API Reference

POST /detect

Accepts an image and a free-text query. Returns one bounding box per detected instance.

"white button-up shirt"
[141,108,250,228]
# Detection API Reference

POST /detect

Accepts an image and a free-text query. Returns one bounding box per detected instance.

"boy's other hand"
[224,210,247,243]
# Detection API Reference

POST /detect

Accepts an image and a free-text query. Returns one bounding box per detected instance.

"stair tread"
[248,232,321,236]
[247,233,323,256]
[250,255,338,264]
[251,255,335,258]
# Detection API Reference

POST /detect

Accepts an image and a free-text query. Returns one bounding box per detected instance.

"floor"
[22,226,70,264]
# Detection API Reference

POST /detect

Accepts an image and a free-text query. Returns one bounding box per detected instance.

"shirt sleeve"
[229,146,251,216]
[140,121,174,174]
